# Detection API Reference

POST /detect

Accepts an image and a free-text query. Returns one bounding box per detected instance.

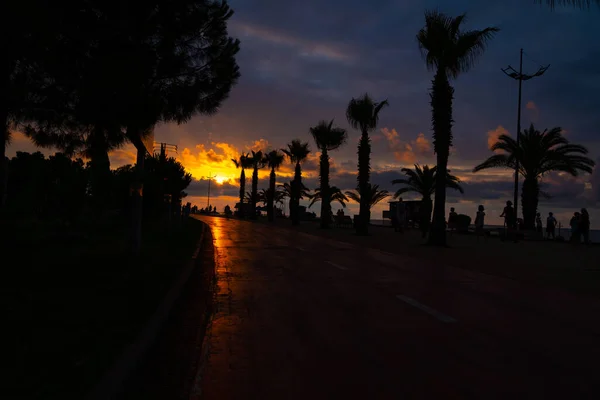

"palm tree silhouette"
[392,164,464,200]
[310,120,348,229]
[231,153,251,217]
[473,124,594,229]
[392,164,464,233]
[282,140,310,225]
[417,11,498,245]
[308,186,348,209]
[346,94,388,235]
[249,150,266,219]
[265,149,285,222]
[279,181,311,219]
[259,187,284,206]
[345,184,390,210]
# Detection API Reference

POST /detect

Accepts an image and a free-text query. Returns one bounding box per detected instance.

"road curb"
[86,222,207,400]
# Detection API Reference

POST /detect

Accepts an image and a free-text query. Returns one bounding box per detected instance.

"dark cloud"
[186,179,239,198]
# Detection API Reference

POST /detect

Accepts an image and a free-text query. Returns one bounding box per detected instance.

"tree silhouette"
[308,186,348,209]
[232,153,252,218]
[392,164,463,201]
[22,0,240,212]
[0,1,87,209]
[279,181,310,218]
[144,154,192,219]
[417,11,498,245]
[473,124,594,229]
[249,150,266,219]
[346,94,388,235]
[265,150,285,222]
[392,164,464,231]
[310,120,348,228]
[6,151,89,220]
[345,184,390,210]
[282,140,310,225]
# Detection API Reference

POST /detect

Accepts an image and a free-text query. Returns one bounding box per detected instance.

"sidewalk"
[249,217,600,296]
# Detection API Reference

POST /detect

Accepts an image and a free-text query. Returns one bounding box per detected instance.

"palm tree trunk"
[356,130,371,235]
[268,168,275,222]
[420,196,433,236]
[239,169,245,218]
[89,127,112,212]
[292,162,301,226]
[521,177,539,230]
[320,148,331,229]
[428,69,454,246]
[251,165,258,219]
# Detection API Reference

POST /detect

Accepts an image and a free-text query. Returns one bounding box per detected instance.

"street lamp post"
[203,172,215,209]
[501,49,549,230]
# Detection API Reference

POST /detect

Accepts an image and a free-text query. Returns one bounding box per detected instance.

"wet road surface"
[191,216,600,399]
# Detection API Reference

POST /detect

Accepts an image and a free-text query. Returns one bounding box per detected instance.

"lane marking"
[396,295,457,323]
[325,261,347,270]
[295,246,306,252]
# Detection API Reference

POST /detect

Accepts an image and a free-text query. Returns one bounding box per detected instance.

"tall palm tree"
[346,94,388,235]
[265,149,285,222]
[282,140,310,225]
[308,186,348,209]
[345,184,390,210]
[249,150,266,219]
[231,152,251,218]
[417,11,498,245]
[473,124,595,229]
[310,119,348,229]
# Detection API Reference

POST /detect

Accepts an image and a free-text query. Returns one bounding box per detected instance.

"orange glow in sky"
[213,175,229,185]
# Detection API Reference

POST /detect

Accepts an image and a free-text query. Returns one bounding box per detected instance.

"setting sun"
[213,175,229,184]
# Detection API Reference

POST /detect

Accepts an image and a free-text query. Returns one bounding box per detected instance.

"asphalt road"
[191,216,600,400]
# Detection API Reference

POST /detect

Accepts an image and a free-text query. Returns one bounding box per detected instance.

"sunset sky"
[9,0,600,226]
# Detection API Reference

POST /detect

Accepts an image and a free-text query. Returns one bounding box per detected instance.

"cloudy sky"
[9,0,600,226]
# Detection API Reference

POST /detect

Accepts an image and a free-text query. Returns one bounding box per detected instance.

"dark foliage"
[4,0,240,208]
[6,151,191,223]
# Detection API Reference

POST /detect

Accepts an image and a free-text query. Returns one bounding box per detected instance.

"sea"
[370,219,600,243]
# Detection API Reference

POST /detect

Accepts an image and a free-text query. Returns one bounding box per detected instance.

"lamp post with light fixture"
[501,49,549,232]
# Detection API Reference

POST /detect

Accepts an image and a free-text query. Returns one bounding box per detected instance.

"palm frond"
[309,186,348,208]
[265,149,285,170]
[473,154,512,172]
[310,119,348,152]
[453,27,500,76]
[345,184,390,209]
[344,190,361,204]
[345,93,388,132]
[474,123,595,179]
[417,10,498,78]
[282,139,310,164]
[393,187,417,199]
